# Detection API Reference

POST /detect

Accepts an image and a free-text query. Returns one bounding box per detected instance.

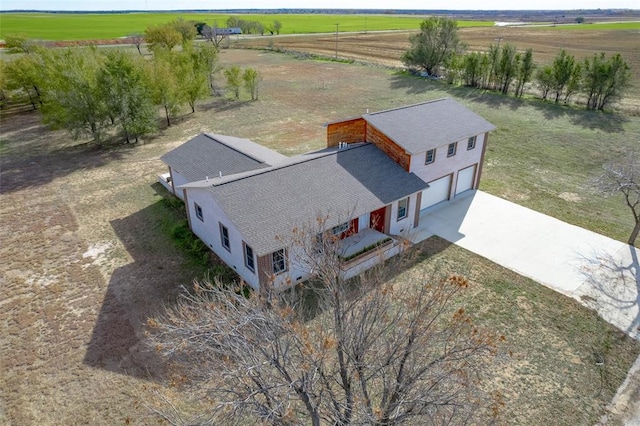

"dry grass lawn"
[235,27,640,113]
[1,48,639,425]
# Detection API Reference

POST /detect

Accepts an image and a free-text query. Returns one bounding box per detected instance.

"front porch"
[338,228,393,259]
[157,172,174,195]
[337,228,402,280]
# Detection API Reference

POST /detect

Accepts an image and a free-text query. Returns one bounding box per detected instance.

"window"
[244,243,255,272]
[219,223,230,251]
[194,202,203,221]
[467,136,477,150]
[332,222,350,236]
[447,142,457,157]
[272,249,287,274]
[425,149,436,165]
[397,198,409,221]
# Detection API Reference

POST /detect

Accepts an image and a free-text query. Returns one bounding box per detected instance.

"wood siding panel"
[327,118,366,147]
[366,124,411,172]
[384,204,392,233]
[257,253,272,289]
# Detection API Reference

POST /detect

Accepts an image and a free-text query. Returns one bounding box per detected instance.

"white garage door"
[421,175,452,210]
[455,164,476,195]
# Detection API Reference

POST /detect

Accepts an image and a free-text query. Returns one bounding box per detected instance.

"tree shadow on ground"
[0,111,127,194]
[84,184,200,381]
[199,97,254,114]
[389,72,629,134]
[575,245,640,340]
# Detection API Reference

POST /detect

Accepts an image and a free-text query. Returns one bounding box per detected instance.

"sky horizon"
[1,0,639,11]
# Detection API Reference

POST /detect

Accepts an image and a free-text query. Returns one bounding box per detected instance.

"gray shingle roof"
[203,143,428,256]
[363,98,496,155]
[160,133,287,182]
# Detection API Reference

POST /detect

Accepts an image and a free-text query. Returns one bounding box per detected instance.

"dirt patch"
[559,192,582,202]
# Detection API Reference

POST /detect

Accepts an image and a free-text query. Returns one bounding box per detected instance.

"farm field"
[1,11,636,42]
[0,12,493,40]
[1,48,640,424]
[235,25,640,110]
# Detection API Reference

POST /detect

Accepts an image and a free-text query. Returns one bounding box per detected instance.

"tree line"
[402,17,631,111]
[224,16,283,35]
[1,27,261,144]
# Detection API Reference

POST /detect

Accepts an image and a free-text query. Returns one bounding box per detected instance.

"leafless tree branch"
[145,218,503,424]
[596,150,640,245]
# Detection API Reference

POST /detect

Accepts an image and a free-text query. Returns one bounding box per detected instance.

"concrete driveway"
[412,190,640,341]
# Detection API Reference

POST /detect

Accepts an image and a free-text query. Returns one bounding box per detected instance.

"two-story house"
[327,97,496,210]
[159,98,495,290]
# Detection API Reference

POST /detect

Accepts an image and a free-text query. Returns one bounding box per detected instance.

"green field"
[0,12,493,41]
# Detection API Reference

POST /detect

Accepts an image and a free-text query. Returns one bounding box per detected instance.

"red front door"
[370,207,386,233]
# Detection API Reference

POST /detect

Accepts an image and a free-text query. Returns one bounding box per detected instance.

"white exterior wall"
[409,133,487,200]
[171,169,191,201]
[282,245,316,288]
[186,187,260,289]
[358,213,370,229]
[183,190,422,290]
[388,193,420,236]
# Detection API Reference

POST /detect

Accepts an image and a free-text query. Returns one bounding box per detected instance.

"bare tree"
[597,151,640,245]
[146,217,503,425]
[202,23,227,49]
[127,32,145,55]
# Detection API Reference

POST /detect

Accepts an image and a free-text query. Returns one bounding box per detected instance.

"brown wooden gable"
[257,253,272,288]
[327,118,366,148]
[366,124,411,172]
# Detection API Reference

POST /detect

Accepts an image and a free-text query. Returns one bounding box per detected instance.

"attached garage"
[420,174,452,210]
[455,164,477,195]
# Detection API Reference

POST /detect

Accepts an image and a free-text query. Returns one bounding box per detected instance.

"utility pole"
[335,23,339,59]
